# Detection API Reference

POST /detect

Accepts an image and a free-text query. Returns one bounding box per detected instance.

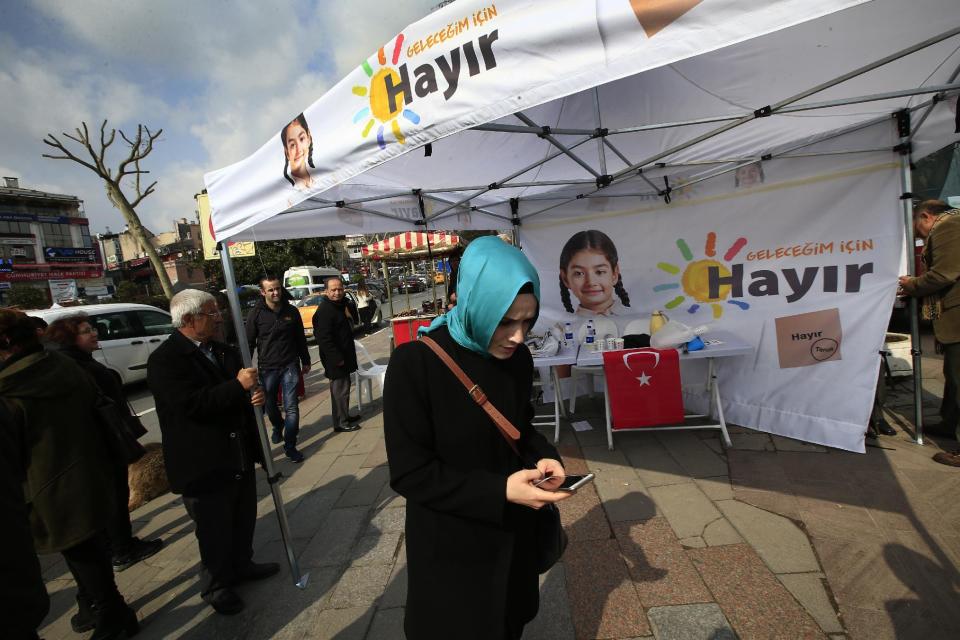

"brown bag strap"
[419,335,521,455]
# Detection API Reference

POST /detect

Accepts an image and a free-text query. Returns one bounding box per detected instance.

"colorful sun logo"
[352,34,420,150]
[654,232,751,319]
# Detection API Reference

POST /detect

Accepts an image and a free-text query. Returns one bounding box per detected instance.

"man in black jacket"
[246,275,311,463]
[312,276,360,432]
[147,290,278,615]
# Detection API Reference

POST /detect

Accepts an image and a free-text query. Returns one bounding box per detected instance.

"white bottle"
[585,320,596,346]
[563,321,574,346]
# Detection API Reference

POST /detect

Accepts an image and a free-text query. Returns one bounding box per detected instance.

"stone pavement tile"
[614,517,712,608]
[678,536,706,548]
[132,503,193,541]
[726,448,793,494]
[702,437,724,455]
[283,452,339,489]
[300,506,371,568]
[368,504,405,534]
[379,542,407,609]
[558,482,611,542]
[794,490,885,542]
[694,475,734,501]
[375,482,405,509]
[841,606,895,640]
[581,443,642,482]
[338,465,391,508]
[776,572,842,635]
[315,453,369,491]
[883,529,960,630]
[772,435,828,452]
[900,467,960,529]
[366,607,406,639]
[687,544,826,640]
[810,536,912,613]
[287,488,341,534]
[621,439,694,487]
[327,564,394,608]
[732,486,802,520]
[647,603,736,640]
[557,438,591,475]
[361,439,388,469]
[563,538,650,640]
[702,517,742,546]
[728,432,775,451]
[656,431,729,478]
[234,566,342,638]
[525,563,576,640]
[597,482,658,523]
[342,427,383,456]
[648,483,722,540]
[573,420,613,449]
[309,606,375,640]
[715,499,819,574]
[350,532,402,567]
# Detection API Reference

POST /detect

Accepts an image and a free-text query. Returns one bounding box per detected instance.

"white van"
[27,303,174,386]
[283,266,341,305]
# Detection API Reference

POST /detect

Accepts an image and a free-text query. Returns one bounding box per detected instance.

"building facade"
[0,176,108,306]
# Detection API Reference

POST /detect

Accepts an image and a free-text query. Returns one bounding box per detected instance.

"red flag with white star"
[602,348,684,429]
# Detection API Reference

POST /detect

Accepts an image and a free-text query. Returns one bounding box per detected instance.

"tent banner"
[204,0,864,241]
[520,160,902,453]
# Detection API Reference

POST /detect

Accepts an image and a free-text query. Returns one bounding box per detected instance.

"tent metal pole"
[515,112,602,178]
[219,244,309,588]
[897,114,925,446]
[611,27,960,180]
[471,123,594,136]
[910,67,960,137]
[593,87,607,176]
[429,134,596,218]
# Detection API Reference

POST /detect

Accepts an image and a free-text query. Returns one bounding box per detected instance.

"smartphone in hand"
[534,473,595,492]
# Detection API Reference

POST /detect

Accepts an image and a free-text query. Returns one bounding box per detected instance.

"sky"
[0,0,439,236]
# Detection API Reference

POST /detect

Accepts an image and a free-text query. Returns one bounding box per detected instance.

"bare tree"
[42,120,174,299]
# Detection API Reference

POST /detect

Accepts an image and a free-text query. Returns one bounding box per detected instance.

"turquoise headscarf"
[419,236,540,355]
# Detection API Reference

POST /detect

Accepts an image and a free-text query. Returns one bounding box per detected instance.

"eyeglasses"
[197,310,222,318]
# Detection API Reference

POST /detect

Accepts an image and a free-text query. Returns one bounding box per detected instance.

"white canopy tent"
[204,0,960,584]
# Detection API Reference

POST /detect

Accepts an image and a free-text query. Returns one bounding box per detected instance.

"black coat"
[312,297,358,380]
[383,326,561,639]
[245,299,310,370]
[147,331,263,495]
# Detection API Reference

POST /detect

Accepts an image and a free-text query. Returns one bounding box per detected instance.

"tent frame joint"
[893,141,912,156]
[267,472,283,485]
[537,125,552,138]
[753,105,772,118]
[593,127,608,138]
[895,109,912,138]
[659,176,673,204]
[596,174,613,189]
[900,192,915,200]
[761,153,772,162]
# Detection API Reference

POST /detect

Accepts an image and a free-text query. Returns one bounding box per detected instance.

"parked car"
[347,282,387,303]
[26,303,174,385]
[296,291,382,337]
[398,275,426,293]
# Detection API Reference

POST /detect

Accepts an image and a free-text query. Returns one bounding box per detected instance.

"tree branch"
[129,180,157,208]
[41,134,99,173]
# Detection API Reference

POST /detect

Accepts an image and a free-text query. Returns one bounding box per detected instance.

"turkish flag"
[602,348,684,429]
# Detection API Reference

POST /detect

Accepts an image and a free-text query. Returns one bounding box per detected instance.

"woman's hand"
[506,468,573,510]
[534,458,565,491]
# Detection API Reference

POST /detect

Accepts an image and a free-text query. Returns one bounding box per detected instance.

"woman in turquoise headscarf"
[384,236,570,640]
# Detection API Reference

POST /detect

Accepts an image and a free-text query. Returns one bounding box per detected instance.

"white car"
[27,303,174,385]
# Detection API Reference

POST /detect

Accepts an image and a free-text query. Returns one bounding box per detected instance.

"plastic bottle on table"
[585,320,596,348]
[563,321,574,346]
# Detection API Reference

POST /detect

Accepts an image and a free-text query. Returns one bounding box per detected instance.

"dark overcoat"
[903,213,960,344]
[147,331,263,494]
[312,297,358,380]
[0,349,115,554]
[383,326,561,640]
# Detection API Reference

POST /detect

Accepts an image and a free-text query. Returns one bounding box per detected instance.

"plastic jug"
[649,311,668,335]
[584,320,596,346]
[563,321,574,346]
[650,320,708,349]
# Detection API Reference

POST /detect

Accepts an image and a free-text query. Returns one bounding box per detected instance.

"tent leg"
[220,245,309,588]
[898,130,924,446]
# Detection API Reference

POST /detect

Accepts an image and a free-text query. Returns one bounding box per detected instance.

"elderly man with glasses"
[147,290,279,615]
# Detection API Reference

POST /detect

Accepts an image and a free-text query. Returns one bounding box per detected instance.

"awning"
[361,231,461,260]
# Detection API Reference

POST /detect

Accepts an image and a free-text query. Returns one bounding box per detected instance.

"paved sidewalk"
[38,328,960,639]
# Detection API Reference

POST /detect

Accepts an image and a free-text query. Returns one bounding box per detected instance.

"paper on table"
[572,420,593,432]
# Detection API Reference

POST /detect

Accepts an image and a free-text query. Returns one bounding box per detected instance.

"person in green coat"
[0,309,138,640]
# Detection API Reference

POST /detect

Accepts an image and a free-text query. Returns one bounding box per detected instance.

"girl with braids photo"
[559,230,631,317]
[281,113,315,193]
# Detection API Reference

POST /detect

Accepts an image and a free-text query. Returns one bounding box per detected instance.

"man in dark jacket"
[246,275,311,463]
[312,276,360,432]
[147,290,278,615]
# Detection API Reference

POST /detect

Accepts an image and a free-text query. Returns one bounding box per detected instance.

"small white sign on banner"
[48,279,78,303]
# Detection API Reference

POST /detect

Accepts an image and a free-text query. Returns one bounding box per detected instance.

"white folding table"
[531,343,580,444]
[574,331,753,449]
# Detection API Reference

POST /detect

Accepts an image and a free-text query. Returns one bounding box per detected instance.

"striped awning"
[361,231,461,260]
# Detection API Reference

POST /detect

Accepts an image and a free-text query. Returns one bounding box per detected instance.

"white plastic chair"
[353,340,388,412]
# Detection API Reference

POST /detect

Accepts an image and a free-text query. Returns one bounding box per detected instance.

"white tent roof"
[205,0,960,241]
